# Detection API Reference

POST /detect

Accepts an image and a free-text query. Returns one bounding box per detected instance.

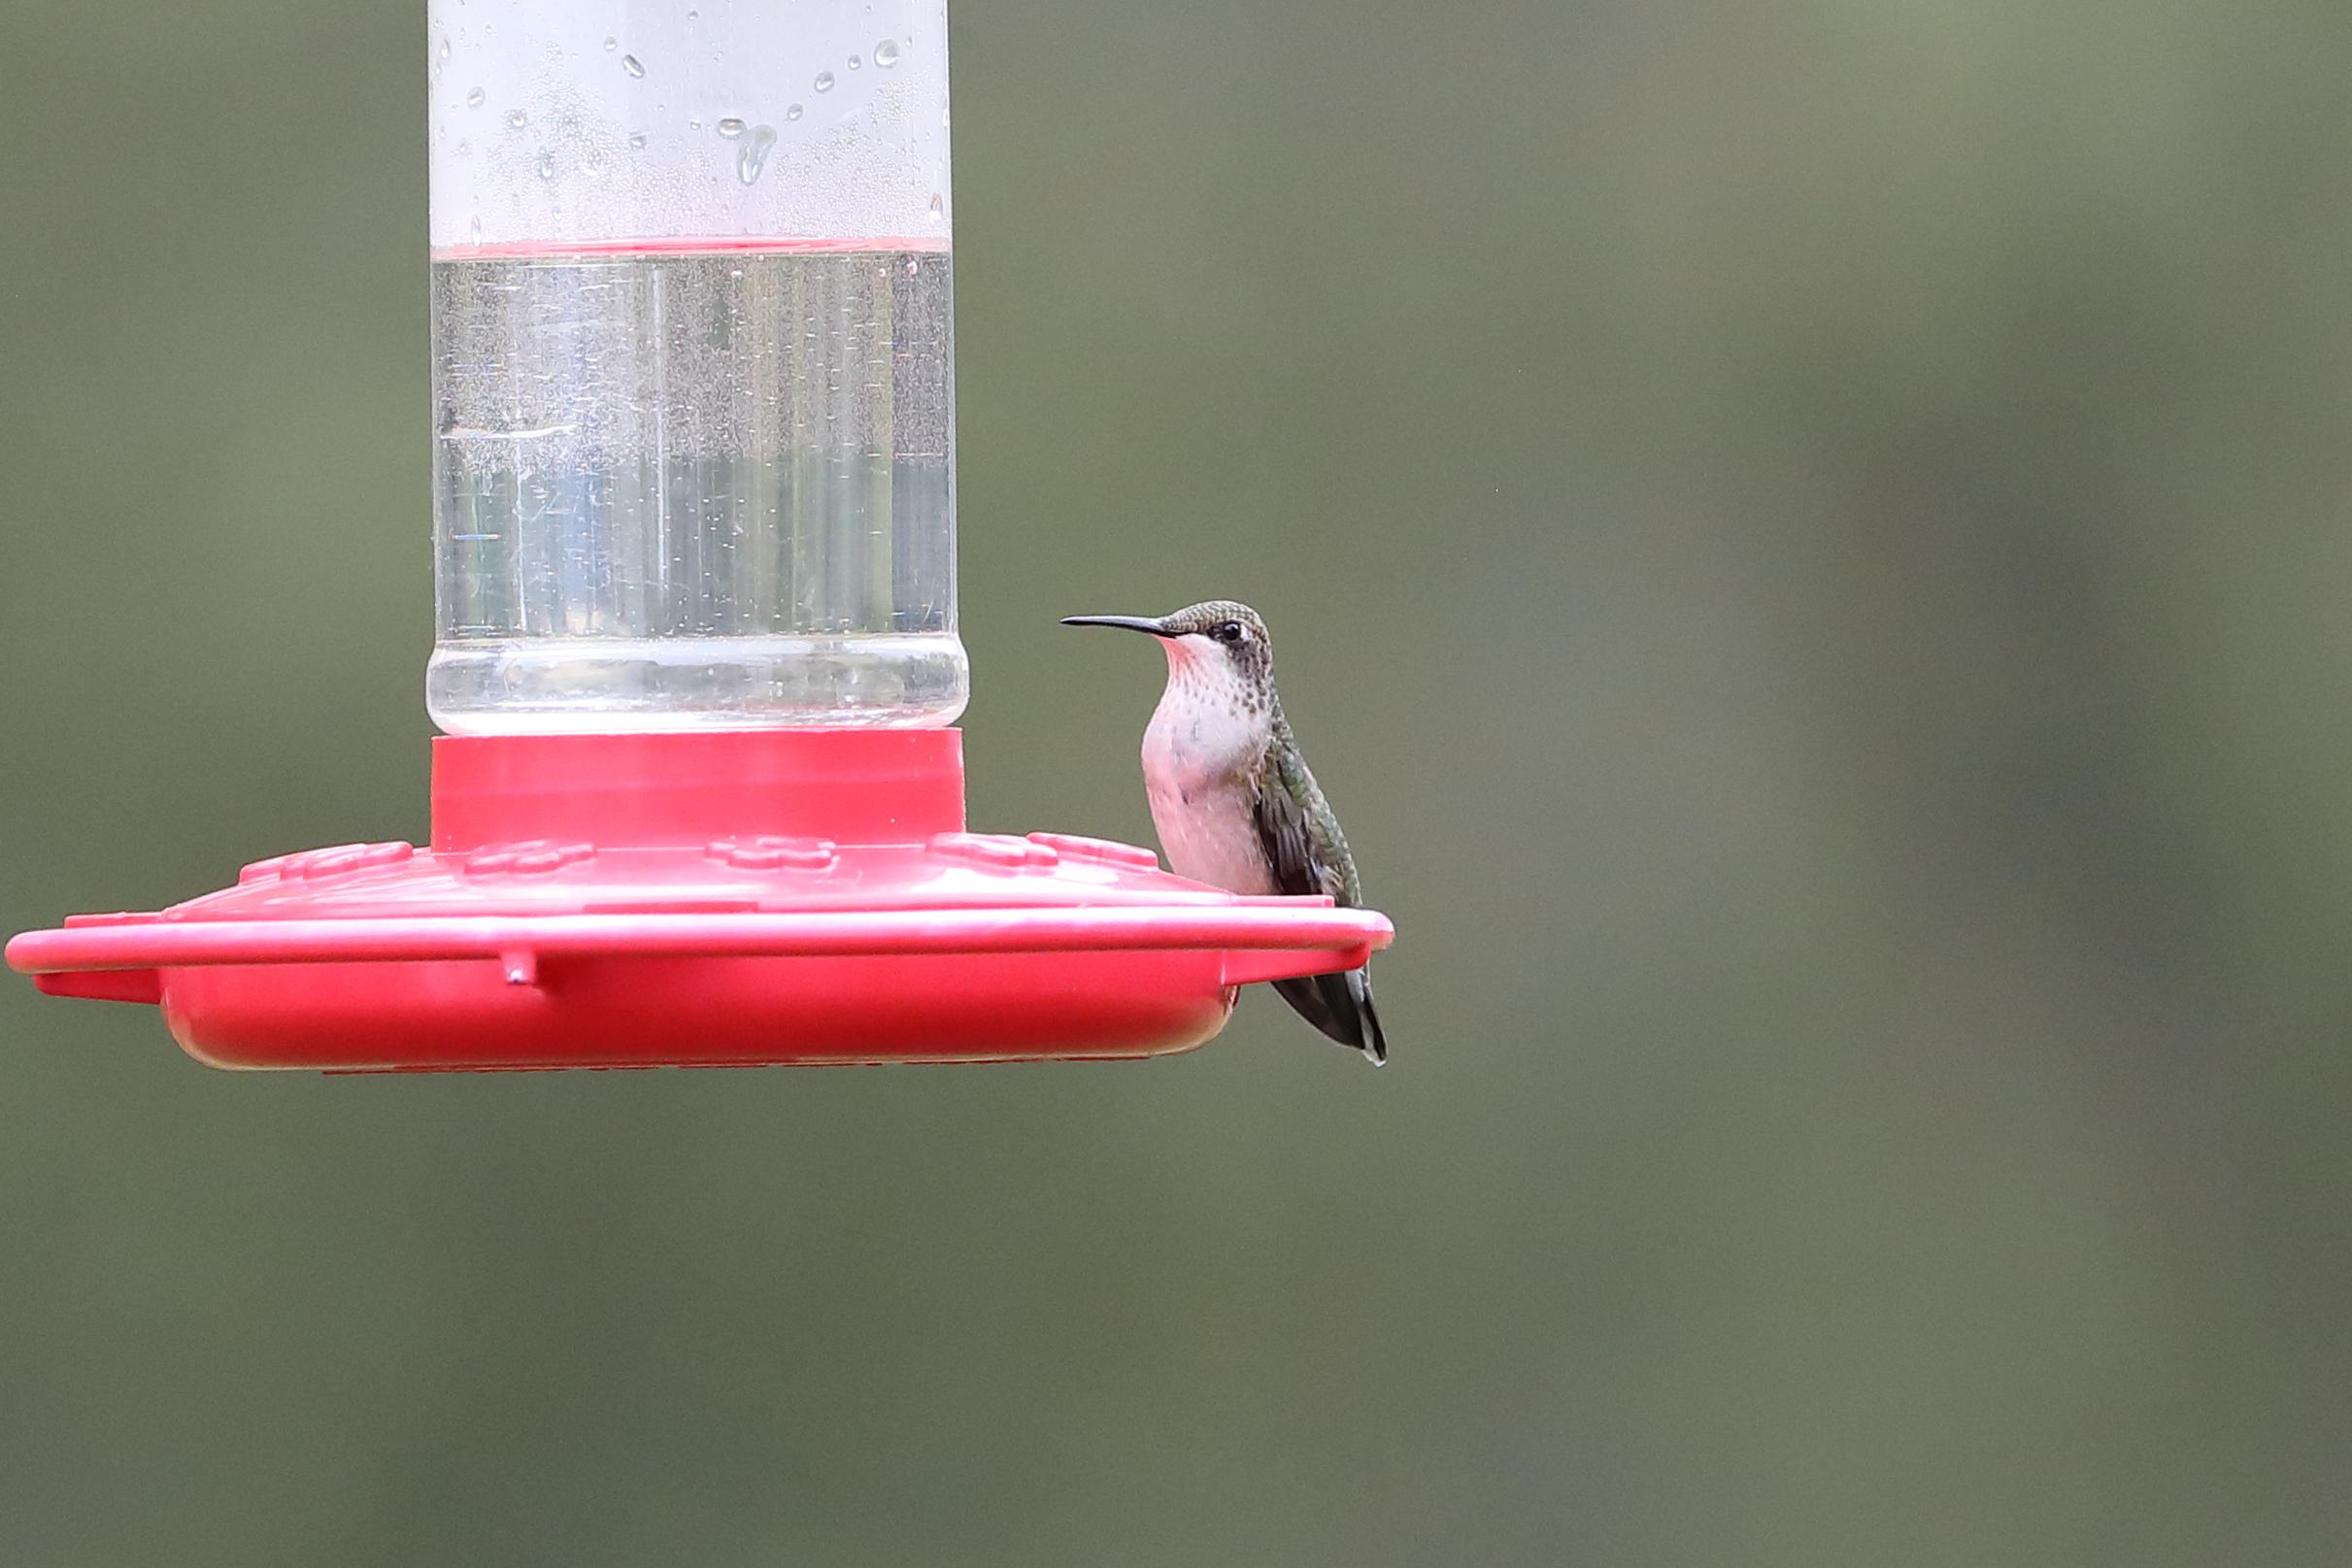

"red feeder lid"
[6,730,1394,1072]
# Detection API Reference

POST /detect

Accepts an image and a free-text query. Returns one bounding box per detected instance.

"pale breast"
[1148,774,1276,894]
[1141,697,1276,895]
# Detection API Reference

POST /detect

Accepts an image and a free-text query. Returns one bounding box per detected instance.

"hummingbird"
[1061,601,1388,1065]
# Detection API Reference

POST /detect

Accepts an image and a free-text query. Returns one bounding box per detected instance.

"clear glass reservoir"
[426,1,961,733]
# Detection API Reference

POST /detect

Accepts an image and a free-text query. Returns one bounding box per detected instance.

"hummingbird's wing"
[1252,746,1388,1065]
[1251,756,1349,905]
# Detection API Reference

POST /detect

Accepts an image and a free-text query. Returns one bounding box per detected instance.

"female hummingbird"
[1062,601,1388,1065]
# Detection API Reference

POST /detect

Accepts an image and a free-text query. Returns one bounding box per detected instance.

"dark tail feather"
[1355,975,1388,1066]
[1271,966,1388,1067]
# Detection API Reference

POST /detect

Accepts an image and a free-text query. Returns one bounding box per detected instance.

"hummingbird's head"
[1061,600,1276,699]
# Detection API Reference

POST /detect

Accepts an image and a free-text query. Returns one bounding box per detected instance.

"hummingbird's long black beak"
[1059,615,1170,636]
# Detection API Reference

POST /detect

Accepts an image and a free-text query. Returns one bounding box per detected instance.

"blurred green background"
[6,1,2352,1562]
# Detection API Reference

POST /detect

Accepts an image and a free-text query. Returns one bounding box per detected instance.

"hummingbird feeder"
[5,0,1393,1072]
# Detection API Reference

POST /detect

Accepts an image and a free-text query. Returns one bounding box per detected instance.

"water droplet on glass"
[622,53,645,78]
[927,192,944,222]
[688,7,698,17]
[906,258,921,276]
[717,117,746,139]
[813,71,834,92]
[874,41,901,68]
[736,123,778,185]
[454,137,471,157]
[848,54,862,71]
[438,39,452,63]
[689,117,701,131]
[536,150,556,180]
[466,86,486,109]
[506,108,527,129]
[627,131,647,150]
[603,36,618,50]
[580,153,607,178]
[470,215,483,243]
[786,103,804,121]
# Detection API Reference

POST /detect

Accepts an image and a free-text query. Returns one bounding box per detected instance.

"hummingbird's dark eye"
[1212,620,1244,644]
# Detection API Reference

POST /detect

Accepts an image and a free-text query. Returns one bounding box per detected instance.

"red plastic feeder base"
[5,731,1393,1072]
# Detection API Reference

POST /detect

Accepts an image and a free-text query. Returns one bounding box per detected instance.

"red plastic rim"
[11,905,1387,970]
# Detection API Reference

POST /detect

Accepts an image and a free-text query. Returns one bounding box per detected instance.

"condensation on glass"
[425,1,962,732]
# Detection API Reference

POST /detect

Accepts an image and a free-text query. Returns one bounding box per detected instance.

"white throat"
[1143,633,1268,779]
